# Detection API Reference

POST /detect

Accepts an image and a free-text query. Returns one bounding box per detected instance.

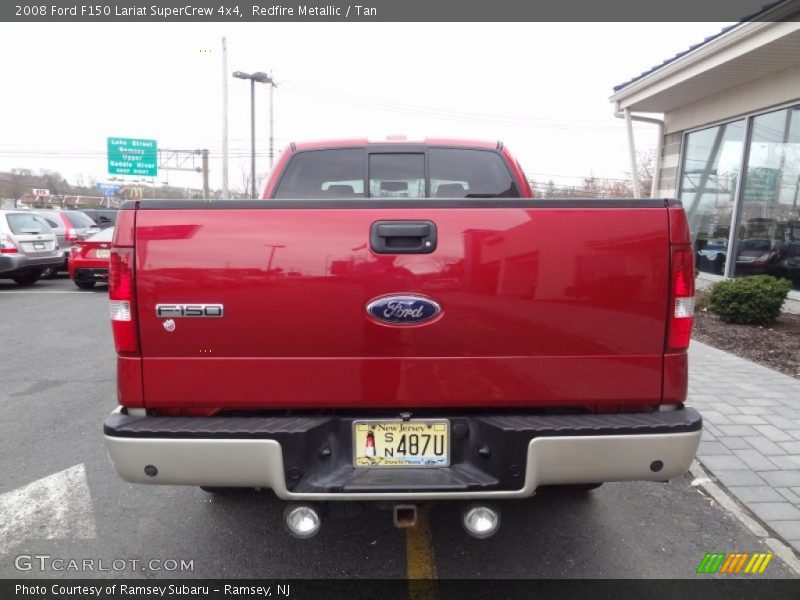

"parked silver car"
[32,209,100,277]
[0,210,63,285]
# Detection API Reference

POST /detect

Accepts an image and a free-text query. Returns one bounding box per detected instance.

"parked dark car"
[735,238,782,275]
[780,242,800,288]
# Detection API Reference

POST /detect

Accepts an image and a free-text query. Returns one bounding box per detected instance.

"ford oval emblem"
[366,294,442,326]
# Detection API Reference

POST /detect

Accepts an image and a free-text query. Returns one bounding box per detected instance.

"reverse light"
[109,300,132,322]
[109,248,139,354]
[674,297,695,318]
[0,233,19,254]
[667,244,695,352]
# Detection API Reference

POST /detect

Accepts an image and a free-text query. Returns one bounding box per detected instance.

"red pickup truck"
[103,138,701,539]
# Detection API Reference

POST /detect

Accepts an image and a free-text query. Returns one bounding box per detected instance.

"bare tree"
[238,166,267,199]
[635,149,656,198]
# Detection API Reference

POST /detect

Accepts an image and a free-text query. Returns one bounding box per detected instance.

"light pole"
[264,243,286,274]
[233,70,272,198]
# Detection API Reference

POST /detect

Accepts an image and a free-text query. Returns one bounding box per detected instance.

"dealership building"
[610,1,800,309]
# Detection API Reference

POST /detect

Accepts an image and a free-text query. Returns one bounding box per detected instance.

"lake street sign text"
[107,137,158,177]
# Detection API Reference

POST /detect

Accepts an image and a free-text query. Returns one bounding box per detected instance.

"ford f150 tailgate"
[123,198,677,413]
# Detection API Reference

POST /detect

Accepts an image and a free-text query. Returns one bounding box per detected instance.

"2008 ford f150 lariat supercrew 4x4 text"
[103,138,701,538]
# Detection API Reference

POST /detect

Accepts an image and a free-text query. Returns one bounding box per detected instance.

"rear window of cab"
[273,148,520,199]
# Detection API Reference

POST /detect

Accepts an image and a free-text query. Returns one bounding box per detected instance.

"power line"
[277,79,651,131]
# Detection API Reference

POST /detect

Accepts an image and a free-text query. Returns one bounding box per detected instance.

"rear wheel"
[74,280,96,290]
[12,272,41,286]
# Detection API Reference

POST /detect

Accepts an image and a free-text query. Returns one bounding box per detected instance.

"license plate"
[353,420,449,468]
[34,242,45,249]
[96,249,110,258]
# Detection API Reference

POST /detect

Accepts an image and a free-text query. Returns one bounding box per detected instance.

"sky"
[0,21,733,194]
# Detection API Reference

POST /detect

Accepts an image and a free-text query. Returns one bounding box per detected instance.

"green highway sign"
[107,137,158,177]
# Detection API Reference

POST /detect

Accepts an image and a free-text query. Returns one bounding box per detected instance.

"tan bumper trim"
[104,425,700,501]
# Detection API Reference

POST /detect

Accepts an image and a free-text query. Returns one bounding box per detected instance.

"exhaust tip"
[284,504,321,539]
[393,504,417,528]
[463,505,500,539]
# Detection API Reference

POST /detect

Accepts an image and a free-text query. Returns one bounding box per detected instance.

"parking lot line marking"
[406,507,438,599]
[0,464,96,555]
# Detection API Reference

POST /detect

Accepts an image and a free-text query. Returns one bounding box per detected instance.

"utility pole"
[202,149,210,200]
[250,77,256,198]
[269,72,276,170]
[221,37,229,198]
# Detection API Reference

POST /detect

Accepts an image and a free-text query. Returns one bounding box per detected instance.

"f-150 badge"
[156,304,224,318]
[365,294,441,326]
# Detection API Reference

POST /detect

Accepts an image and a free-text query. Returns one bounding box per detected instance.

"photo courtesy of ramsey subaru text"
[102,139,701,539]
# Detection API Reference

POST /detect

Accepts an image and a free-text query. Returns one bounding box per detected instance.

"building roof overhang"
[610,2,800,114]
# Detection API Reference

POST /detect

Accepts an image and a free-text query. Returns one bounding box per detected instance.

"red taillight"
[667,244,695,352]
[109,248,139,354]
[1,233,19,254]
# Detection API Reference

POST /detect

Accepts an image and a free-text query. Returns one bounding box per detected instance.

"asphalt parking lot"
[0,276,797,579]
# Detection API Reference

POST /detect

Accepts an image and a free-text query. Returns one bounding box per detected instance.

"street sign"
[95,182,120,197]
[32,188,50,197]
[107,137,158,177]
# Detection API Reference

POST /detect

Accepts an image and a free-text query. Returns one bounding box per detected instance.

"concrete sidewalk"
[689,341,800,553]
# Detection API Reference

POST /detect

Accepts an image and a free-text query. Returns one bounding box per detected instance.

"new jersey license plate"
[353,420,449,468]
[96,249,111,258]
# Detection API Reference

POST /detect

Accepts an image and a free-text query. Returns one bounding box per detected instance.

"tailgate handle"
[371,220,437,254]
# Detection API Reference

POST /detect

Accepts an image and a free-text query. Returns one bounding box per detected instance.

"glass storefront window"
[679,120,746,275]
[735,106,800,290]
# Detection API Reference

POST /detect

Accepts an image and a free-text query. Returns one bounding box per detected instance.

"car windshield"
[65,211,98,228]
[6,213,52,235]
